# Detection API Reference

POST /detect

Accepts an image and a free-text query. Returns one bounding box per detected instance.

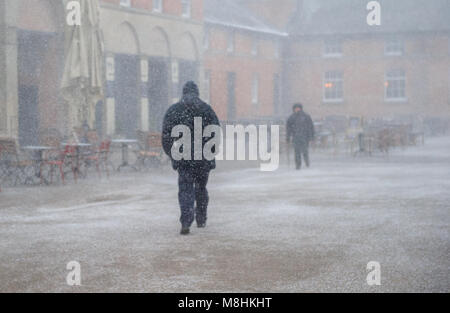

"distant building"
[1,0,449,145]
[203,0,287,121]
[284,0,450,120]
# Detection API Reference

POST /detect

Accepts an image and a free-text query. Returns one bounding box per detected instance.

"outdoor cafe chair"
[84,140,112,178]
[0,138,35,186]
[83,130,101,177]
[136,132,166,169]
[43,144,77,184]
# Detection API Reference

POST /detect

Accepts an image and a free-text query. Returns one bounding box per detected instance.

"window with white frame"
[204,70,211,103]
[252,74,259,105]
[153,0,162,12]
[385,69,406,100]
[120,0,131,7]
[203,29,209,50]
[385,38,404,56]
[251,39,259,56]
[274,41,280,59]
[227,32,235,54]
[323,71,343,101]
[324,39,342,57]
[181,0,191,18]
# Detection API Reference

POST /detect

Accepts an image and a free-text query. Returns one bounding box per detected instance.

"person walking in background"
[286,103,315,170]
[162,81,220,235]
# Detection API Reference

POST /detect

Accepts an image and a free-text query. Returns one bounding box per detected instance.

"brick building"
[284,0,450,120]
[203,0,287,121]
[0,0,66,145]
[100,0,204,137]
[0,0,204,144]
[1,0,449,146]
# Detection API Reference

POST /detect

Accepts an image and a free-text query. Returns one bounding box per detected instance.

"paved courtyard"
[0,137,449,292]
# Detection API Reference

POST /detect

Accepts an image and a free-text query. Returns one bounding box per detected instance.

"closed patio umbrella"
[61,0,104,132]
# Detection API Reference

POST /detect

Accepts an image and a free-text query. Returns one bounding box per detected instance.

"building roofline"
[204,0,288,37]
[205,18,288,37]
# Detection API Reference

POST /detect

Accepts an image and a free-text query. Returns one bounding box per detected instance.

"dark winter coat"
[162,95,220,171]
[286,111,315,145]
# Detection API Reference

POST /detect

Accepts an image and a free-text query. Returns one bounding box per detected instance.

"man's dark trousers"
[294,142,310,169]
[178,167,210,227]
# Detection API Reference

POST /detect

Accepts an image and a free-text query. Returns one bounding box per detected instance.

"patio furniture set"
[0,130,166,191]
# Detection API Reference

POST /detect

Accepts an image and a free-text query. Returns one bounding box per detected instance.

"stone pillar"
[171,59,179,104]
[0,0,19,138]
[198,61,206,102]
[105,54,115,135]
[106,98,115,136]
[140,57,149,132]
[0,1,6,136]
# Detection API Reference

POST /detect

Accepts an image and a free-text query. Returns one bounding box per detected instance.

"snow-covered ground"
[0,137,449,292]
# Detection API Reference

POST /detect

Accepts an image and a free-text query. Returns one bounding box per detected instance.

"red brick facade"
[101,0,203,21]
[204,28,283,120]
[6,0,449,143]
[285,34,450,119]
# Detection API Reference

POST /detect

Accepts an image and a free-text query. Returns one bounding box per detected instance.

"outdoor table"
[111,139,138,171]
[61,142,92,177]
[22,146,53,184]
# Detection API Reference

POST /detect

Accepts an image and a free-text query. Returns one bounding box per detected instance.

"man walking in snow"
[162,81,220,235]
[286,103,315,170]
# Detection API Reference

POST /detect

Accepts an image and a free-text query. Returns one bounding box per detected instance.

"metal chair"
[84,139,112,178]
[0,138,35,186]
[136,132,166,169]
[43,144,77,184]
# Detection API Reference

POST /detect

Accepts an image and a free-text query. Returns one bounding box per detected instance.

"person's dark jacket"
[162,86,220,171]
[286,111,315,145]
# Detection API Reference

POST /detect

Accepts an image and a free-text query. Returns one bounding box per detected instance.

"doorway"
[95,100,104,139]
[18,85,40,146]
[115,54,139,139]
[148,58,169,132]
[17,30,54,146]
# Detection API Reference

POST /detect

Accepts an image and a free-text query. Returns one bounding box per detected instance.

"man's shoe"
[180,226,190,235]
[197,222,206,228]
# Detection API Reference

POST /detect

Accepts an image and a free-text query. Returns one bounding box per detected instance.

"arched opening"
[147,27,171,131]
[176,32,199,61]
[144,26,171,58]
[111,22,141,138]
[16,0,65,145]
[105,21,140,55]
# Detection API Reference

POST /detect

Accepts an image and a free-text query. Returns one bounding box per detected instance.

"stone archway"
[145,27,172,131]
[176,32,199,62]
[109,22,141,137]
[105,21,141,55]
[144,26,171,58]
